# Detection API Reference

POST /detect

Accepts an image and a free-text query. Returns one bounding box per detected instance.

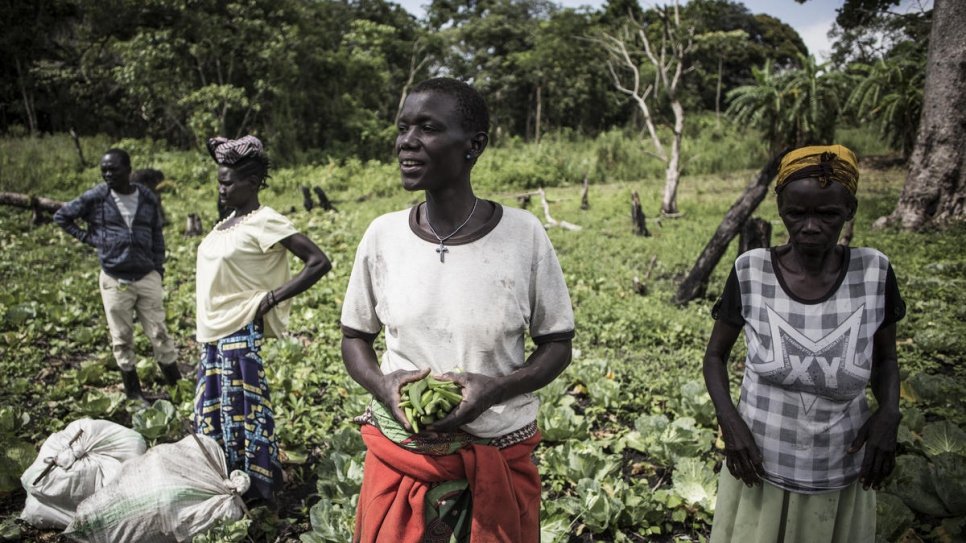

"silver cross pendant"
[436,242,448,263]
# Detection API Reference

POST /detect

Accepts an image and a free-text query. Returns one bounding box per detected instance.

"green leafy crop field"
[1,138,964,542]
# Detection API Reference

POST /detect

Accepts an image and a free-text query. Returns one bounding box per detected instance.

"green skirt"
[710,468,876,543]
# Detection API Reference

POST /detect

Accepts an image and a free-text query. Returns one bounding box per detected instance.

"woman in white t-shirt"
[341,78,575,542]
[195,135,331,504]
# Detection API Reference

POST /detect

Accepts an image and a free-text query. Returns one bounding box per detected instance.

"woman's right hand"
[719,411,764,486]
[377,368,430,432]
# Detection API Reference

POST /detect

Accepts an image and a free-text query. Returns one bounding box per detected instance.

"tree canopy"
[2,0,818,160]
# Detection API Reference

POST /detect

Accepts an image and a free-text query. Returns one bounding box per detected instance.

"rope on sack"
[32,429,84,487]
[180,418,251,518]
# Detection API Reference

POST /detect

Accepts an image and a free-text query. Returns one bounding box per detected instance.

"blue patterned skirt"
[194,321,281,501]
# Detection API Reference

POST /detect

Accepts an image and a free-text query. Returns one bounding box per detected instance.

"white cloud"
[797,18,836,62]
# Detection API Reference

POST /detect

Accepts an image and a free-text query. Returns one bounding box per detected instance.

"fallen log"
[674,152,783,305]
[516,189,581,230]
[0,192,64,213]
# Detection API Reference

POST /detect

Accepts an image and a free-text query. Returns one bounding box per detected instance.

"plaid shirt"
[717,247,903,493]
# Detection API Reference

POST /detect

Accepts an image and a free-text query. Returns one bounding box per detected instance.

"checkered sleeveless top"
[716,247,904,493]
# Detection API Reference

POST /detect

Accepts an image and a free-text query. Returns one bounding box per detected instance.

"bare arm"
[341,334,428,432]
[703,319,763,486]
[256,233,331,317]
[849,322,900,489]
[428,339,572,433]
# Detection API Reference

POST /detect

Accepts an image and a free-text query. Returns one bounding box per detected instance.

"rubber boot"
[160,362,182,386]
[121,369,148,404]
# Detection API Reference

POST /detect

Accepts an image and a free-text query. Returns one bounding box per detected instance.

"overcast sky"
[392,0,933,62]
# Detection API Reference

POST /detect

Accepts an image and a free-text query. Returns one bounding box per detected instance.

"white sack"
[20,418,147,529]
[64,433,250,543]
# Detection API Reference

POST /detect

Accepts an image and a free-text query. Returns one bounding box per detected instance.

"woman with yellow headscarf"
[702,145,905,542]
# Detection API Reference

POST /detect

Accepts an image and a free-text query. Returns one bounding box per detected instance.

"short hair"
[410,77,489,134]
[131,169,164,190]
[231,154,271,189]
[103,148,131,167]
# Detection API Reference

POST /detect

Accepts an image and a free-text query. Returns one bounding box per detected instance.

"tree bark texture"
[661,99,685,215]
[675,153,783,304]
[875,0,966,230]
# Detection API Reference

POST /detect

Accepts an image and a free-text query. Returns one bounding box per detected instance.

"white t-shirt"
[111,189,139,228]
[195,206,298,342]
[341,203,576,438]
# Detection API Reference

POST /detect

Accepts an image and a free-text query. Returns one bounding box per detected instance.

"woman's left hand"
[255,291,274,319]
[425,371,503,433]
[848,408,901,490]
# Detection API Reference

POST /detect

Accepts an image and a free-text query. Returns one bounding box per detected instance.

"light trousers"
[99,270,177,371]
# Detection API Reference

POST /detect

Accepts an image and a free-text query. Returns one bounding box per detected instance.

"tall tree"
[873,0,966,229]
[596,1,695,215]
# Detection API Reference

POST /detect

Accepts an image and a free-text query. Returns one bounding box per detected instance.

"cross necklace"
[426,198,479,263]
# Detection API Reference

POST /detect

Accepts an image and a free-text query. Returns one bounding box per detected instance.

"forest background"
[2,0,965,542]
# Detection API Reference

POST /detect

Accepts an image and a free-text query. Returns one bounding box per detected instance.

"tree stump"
[69,127,88,169]
[738,217,772,253]
[301,186,314,211]
[185,213,203,236]
[580,175,590,210]
[631,191,650,237]
[313,186,337,211]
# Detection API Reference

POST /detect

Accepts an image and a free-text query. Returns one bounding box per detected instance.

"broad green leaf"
[670,457,717,512]
[930,453,966,516]
[886,455,948,516]
[0,440,36,494]
[76,361,106,385]
[539,517,571,543]
[921,421,966,458]
[78,389,115,417]
[875,492,914,542]
[577,478,623,533]
[538,399,589,442]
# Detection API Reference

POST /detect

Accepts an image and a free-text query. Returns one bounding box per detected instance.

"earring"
[465,153,473,160]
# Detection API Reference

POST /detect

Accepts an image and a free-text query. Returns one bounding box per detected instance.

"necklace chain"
[426,198,479,263]
[426,198,479,243]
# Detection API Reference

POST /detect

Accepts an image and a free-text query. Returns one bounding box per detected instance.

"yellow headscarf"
[775,144,859,195]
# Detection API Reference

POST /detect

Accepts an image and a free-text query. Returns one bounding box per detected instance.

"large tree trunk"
[675,153,783,304]
[874,0,966,230]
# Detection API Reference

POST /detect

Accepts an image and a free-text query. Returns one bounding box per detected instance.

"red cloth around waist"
[353,424,542,543]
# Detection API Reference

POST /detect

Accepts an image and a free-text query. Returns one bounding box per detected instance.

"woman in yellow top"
[194,135,331,503]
